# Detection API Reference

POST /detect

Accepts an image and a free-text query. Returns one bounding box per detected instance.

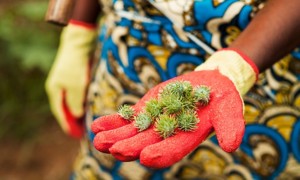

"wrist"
[222,48,260,77]
[56,19,98,65]
[62,20,97,44]
[69,19,98,30]
[195,49,259,95]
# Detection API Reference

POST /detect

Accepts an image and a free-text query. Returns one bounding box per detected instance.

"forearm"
[230,0,300,72]
[71,0,101,24]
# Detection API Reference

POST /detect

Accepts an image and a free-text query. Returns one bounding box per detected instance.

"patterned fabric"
[71,0,300,179]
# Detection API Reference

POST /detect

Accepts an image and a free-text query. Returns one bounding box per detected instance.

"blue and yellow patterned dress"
[72,0,300,179]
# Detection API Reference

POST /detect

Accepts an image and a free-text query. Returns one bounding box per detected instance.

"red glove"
[91,49,259,168]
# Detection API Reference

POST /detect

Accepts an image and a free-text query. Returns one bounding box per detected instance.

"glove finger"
[210,88,245,152]
[140,119,213,169]
[65,82,86,118]
[91,103,142,133]
[91,114,130,134]
[213,116,245,152]
[93,123,138,153]
[62,90,84,138]
[46,84,70,132]
[109,126,162,161]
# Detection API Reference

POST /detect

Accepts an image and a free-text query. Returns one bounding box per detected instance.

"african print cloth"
[71,0,300,179]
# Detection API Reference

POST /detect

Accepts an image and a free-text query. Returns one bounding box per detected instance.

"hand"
[91,49,259,168]
[45,20,97,138]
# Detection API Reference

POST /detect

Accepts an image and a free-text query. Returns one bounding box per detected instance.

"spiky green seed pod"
[180,95,197,111]
[145,98,163,118]
[118,105,134,120]
[132,81,211,135]
[177,110,199,131]
[194,85,210,105]
[160,94,184,114]
[161,81,193,98]
[179,81,194,98]
[155,114,177,139]
[134,112,152,132]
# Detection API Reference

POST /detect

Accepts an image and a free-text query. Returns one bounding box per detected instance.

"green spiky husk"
[155,114,177,139]
[145,98,163,118]
[134,112,152,132]
[160,81,193,99]
[131,81,211,138]
[194,85,210,105]
[160,94,184,115]
[177,110,199,131]
[118,105,134,120]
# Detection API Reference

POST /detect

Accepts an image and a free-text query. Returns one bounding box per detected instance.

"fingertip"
[93,132,114,153]
[216,118,245,152]
[109,145,138,162]
[91,116,109,133]
[91,114,130,133]
[218,134,242,153]
[140,147,165,169]
[93,123,138,153]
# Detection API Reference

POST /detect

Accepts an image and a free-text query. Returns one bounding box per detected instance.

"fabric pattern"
[71,0,300,179]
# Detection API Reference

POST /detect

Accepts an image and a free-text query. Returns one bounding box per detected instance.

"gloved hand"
[46,20,97,138]
[91,49,259,168]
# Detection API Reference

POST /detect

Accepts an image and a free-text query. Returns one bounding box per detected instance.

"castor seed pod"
[155,114,177,139]
[160,94,184,115]
[177,110,199,131]
[194,85,210,105]
[145,98,163,118]
[134,112,152,132]
[118,104,134,120]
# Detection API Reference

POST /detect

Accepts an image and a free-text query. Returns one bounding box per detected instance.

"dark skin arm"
[71,0,101,24]
[230,0,300,72]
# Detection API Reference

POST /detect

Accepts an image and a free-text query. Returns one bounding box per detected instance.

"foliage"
[0,0,61,72]
[0,0,62,140]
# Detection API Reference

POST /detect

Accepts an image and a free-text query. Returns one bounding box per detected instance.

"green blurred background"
[0,0,79,179]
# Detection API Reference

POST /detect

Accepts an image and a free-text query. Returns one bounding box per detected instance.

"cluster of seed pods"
[118,81,211,139]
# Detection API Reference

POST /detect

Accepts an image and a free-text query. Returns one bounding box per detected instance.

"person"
[45,0,300,179]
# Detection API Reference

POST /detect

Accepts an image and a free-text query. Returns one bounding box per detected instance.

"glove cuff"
[61,19,98,46]
[69,19,97,30]
[195,49,259,96]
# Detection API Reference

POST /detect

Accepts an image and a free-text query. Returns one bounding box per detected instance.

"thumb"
[213,116,245,152]
[211,93,245,152]
[65,83,86,118]
[62,90,84,138]
[45,81,69,133]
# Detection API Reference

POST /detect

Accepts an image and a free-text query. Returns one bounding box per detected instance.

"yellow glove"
[46,20,97,138]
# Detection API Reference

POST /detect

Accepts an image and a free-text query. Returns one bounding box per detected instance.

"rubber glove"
[91,49,259,168]
[46,20,97,138]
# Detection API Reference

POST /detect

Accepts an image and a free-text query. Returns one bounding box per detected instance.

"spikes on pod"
[118,105,134,121]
